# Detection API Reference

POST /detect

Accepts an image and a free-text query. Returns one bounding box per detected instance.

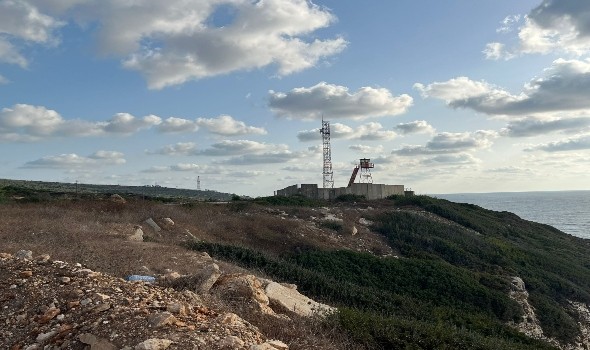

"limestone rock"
[265,282,335,317]
[266,340,289,350]
[161,218,174,226]
[214,274,270,305]
[250,341,289,350]
[110,194,126,204]
[129,226,144,241]
[171,263,221,294]
[34,254,51,264]
[219,335,245,349]
[134,338,173,350]
[15,249,33,260]
[79,333,117,350]
[144,218,161,232]
[148,312,178,328]
[351,226,358,235]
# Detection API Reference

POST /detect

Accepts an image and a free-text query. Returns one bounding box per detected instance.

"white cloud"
[93,0,345,88]
[269,82,413,120]
[0,0,63,69]
[0,74,8,84]
[88,150,126,164]
[22,150,126,169]
[393,130,498,155]
[0,38,28,67]
[394,120,435,135]
[3,0,346,88]
[0,104,177,141]
[415,59,590,116]
[217,150,296,165]
[196,115,266,136]
[156,117,198,133]
[348,144,384,154]
[486,2,590,59]
[501,116,590,137]
[421,153,480,165]
[297,122,396,141]
[526,134,590,152]
[482,42,517,60]
[199,140,287,156]
[497,14,522,34]
[101,113,161,134]
[148,142,198,156]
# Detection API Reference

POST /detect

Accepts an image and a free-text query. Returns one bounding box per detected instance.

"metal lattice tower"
[197,176,201,191]
[319,119,334,188]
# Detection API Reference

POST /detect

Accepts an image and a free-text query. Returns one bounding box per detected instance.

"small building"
[276,183,405,200]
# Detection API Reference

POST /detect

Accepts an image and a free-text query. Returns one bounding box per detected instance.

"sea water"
[434,191,590,239]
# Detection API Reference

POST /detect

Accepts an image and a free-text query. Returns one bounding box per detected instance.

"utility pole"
[319,118,334,188]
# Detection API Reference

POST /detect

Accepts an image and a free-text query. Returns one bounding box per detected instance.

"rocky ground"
[0,197,367,349]
[0,250,290,350]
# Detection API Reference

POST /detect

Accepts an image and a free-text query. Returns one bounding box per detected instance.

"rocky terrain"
[0,196,365,349]
[2,189,590,349]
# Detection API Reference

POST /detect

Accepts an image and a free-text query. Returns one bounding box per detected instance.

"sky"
[1,0,589,196]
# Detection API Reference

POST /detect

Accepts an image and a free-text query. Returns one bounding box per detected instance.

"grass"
[1,184,586,349]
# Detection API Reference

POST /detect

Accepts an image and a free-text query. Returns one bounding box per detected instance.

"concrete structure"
[275,183,406,200]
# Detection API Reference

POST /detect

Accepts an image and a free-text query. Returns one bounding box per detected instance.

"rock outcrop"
[0,251,285,349]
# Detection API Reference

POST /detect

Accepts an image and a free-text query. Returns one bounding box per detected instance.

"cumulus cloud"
[501,116,590,137]
[348,144,384,154]
[0,104,201,141]
[269,82,413,120]
[297,122,396,141]
[420,153,480,165]
[394,120,435,135]
[88,150,126,164]
[147,142,198,156]
[416,59,590,116]
[196,115,266,136]
[199,140,287,156]
[155,117,198,133]
[393,130,498,155]
[88,0,345,88]
[0,0,63,68]
[217,150,296,165]
[5,0,346,88]
[22,150,125,168]
[101,113,161,134]
[486,1,590,59]
[526,134,590,152]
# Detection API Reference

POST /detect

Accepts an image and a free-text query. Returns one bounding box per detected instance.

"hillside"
[1,184,590,349]
[0,178,236,202]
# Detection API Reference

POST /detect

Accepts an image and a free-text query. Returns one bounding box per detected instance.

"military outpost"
[275,119,414,200]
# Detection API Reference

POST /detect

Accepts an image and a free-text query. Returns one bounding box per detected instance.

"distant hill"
[0,178,236,201]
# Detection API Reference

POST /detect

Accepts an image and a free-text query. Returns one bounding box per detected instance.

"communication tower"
[319,118,334,188]
[197,176,201,191]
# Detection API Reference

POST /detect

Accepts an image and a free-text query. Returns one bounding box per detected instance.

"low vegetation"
[2,181,589,349]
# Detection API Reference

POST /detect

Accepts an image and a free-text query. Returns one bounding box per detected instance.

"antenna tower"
[197,176,201,191]
[319,118,334,188]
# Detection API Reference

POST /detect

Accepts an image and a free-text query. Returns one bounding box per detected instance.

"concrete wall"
[275,183,406,200]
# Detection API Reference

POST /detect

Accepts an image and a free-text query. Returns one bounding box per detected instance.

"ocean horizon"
[434,190,590,239]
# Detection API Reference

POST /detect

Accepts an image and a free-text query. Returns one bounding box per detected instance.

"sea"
[434,191,590,239]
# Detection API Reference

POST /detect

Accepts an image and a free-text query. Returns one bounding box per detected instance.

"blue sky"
[1,0,589,196]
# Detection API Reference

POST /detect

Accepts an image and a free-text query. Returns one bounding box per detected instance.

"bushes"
[186,241,545,348]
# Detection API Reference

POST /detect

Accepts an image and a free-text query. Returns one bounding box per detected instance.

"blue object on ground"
[126,275,156,283]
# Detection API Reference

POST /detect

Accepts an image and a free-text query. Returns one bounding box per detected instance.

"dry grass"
[0,197,375,349]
